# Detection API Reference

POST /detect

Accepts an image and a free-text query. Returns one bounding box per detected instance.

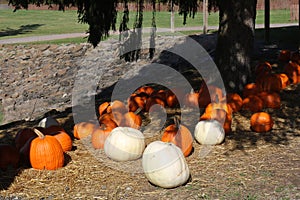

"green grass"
[0,8,298,44]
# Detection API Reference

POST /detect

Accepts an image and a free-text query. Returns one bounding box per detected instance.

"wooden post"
[171,0,175,32]
[265,0,270,43]
[203,0,208,34]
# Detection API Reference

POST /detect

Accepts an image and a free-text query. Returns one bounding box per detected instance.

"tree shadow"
[253,25,300,61]
[0,24,44,37]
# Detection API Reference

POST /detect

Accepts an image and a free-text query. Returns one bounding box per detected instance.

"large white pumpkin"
[142,141,190,188]
[38,116,59,128]
[194,120,225,145]
[104,127,145,161]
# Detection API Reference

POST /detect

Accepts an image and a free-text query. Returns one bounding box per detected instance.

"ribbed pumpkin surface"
[250,112,274,132]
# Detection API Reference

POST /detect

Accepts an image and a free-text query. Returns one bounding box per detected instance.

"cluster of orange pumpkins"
[73,50,300,156]
[0,118,72,171]
[73,85,196,157]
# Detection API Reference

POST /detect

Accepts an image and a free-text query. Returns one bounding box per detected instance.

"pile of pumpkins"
[1,49,299,189]
[0,117,73,171]
[71,49,300,188]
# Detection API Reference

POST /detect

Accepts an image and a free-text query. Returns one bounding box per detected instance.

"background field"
[0,9,297,41]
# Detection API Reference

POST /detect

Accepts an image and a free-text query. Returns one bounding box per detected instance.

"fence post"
[171,0,175,32]
[203,0,208,34]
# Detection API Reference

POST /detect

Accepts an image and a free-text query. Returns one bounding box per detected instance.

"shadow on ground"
[0,24,44,37]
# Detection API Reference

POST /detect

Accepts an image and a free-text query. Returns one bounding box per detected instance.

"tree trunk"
[214,0,257,94]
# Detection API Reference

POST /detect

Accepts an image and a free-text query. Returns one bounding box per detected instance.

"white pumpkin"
[38,116,59,128]
[142,141,190,188]
[104,127,145,161]
[194,120,225,145]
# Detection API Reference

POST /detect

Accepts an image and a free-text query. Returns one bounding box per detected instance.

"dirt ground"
[0,33,300,199]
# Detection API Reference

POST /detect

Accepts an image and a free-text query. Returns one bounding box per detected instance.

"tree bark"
[214,0,257,94]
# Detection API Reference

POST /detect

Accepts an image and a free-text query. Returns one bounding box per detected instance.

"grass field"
[0,8,297,41]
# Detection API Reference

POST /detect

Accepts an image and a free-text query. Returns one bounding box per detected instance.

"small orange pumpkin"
[198,84,223,108]
[284,61,300,84]
[275,73,290,89]
[166,88,185,108]
[226,93,243,112]
[145,96,166,112]
[30,129,64,170]
[98,102,111,116]
[242,95,264,112]
[91,125,113,149]
[243,83,261,98]
[0,144,20,170]
[257,92,281,109]
[200,99,232,134]
[110,100,127,114]
[127,93,147,112]
[99,113,119,129]
[255,61,272,77]
[73,122,96,139]
[161,117,193,157]
[135,86,154,96]
[250,112,274,132]
[184,90,199,108]
[256,73,282,93]
[43,126,72,152]
[121,111,142,129]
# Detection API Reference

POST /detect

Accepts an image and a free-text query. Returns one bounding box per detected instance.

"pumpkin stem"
[173,115,181,129]
[33,128,45,139]
[215,94,219,103]
[134,107,143,115]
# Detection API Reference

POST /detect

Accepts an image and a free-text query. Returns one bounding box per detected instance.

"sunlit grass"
[0,8,296,41]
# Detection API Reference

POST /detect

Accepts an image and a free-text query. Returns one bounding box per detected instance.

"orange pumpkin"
[198,84,223,108]
[0,144,20,170]
[275,73,290,89]
[243,83,261,98]
[73,122,96,139]
[166,88,185,108]
[99,113,119,129]
[278,49,291,62]
[121,112,142,129]
[242,95,264,112]
[256,73,282,92]
[145,96,166,112]
[135,86,154,96]
[161,117,193,157]
[30,129,64,170]
[284,61,300,84]
[255,61,272,77]
[43,126,72,152]
[98,102,111,116]
[250,112,274,132]
[184,91,199,108]
[110,100,127,114]
[127,93,147,112]
[257,92,281,109]
[226,93,243,112]
[15,128,37,150]
[91,125,112,149]
[200,100,232,134]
